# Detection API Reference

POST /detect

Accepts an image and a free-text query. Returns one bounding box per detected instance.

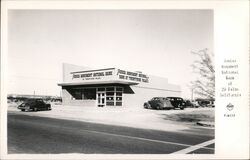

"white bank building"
[58,63,181,108]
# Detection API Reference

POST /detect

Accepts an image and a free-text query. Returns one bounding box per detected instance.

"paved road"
[8,112,214,154]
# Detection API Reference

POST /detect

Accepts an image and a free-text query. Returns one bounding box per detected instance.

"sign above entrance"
[71,68,149,83]
[72,71,113,79]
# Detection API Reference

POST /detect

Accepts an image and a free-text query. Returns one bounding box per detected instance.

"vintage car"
[166,97,186,110]
[17,99,51,112]
[184,100,199,108]
[144,97,173,110]
[196,98,215,107]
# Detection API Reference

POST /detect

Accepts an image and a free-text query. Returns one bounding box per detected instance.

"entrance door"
[97,92,105,107]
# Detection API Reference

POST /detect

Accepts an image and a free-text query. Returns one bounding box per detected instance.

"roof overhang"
[58,80,139,86]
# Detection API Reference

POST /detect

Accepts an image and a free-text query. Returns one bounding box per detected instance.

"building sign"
[117,69,149,83]
[71,68,149,83]
[72,70,114,81]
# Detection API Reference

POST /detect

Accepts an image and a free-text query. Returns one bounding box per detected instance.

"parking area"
[8,102,214,132]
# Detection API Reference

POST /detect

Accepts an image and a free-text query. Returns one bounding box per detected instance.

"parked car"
[144,97,173,110]
[185,100,199,108]
[207,103,215,108]
[191,100,200,108]
[166,97,186,110]
[17,99,51,112]
[196,98,215,107]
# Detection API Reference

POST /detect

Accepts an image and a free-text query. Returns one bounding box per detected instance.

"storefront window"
[116,92,122,96]
[115,87,123,106]
[97,88,105,91]
[71,86,125,106]
[106,89,115,106]
[106,102,114,106]
[116,87,123,91]
[74,90,82,100]
[106,87,114,91]
[106,97,114,100]
[116,97,122,101]
[106,92,114,96]
[116,102,122,106]
[82,88,96,100]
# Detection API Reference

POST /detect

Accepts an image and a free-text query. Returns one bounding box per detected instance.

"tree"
[190,48,215,99]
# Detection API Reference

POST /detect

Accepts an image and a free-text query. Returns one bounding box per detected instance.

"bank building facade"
[58,63,181,108]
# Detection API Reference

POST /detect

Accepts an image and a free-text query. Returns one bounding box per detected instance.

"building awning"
[58,80,139,86]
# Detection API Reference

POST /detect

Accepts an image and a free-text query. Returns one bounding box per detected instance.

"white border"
[1,0,249,159]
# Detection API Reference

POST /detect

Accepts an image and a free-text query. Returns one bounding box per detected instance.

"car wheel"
[180,107,184,110]
[21,109,25,112]
[144,104,148,109]
[156,105,161,110]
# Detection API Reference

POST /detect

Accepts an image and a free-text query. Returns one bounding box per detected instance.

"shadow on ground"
[161,109,214,123]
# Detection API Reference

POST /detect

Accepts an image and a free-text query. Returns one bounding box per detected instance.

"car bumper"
[17,107,31,110]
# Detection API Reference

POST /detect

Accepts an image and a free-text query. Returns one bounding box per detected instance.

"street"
[8,112,214,154]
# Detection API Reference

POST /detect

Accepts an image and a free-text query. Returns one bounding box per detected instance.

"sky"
[8,10,213,98]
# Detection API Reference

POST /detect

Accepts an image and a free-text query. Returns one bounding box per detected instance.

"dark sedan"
[144,97,173,110]
[17,99,51,112]
[184,100,199,108]
[166,97,186,110]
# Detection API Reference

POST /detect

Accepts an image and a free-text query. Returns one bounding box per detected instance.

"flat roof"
[58,80,139,86]
[70,68,116,74]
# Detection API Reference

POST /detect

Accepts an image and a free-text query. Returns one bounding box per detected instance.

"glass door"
[97,92,105,107]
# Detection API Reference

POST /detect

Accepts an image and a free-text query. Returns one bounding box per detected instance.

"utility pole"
[191,87,196,101]
[191,88,194,101]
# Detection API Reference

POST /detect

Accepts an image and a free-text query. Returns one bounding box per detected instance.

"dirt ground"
[8,102,215,132]
[161,109,214,122]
